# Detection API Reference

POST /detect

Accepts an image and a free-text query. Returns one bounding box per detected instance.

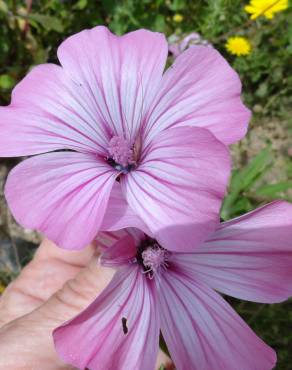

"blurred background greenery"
[0,0,291,368]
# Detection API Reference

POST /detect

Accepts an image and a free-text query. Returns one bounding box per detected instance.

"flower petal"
[5,152,116,250]
[96,230,132,251]
[100,183,152,235]
[58,26,168,142]
[173,201,292,303]
[101,234,137,268]
[144,46,250,146]
[53,266,159,370]
[122,126,231,252]
[0,64,109,157]
[157,270,276,370]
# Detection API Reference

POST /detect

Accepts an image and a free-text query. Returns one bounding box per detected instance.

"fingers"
[0,238,98,326]
[156,351,174,370]
[0,239,173,369]
[34,238,97,267]
[0,256,115,369]
[38,255,115,324]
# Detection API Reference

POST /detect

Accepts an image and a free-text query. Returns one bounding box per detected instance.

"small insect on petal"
[122,317,128,335]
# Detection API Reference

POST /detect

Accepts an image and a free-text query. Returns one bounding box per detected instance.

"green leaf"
[101,0,117,14]
[167,0,186,11]
[221,148,273,220]
[256,182,292,197]
[234,147,273,191]
[154,14,166,32]
[73,0,88,10]
[224,197,252,217]
[0,74,15,90]
[28,13,64,33]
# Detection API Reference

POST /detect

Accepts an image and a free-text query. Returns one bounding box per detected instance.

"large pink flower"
[0,26,249,251]
[53,201,292,370]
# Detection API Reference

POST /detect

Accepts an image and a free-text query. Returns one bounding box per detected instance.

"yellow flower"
[173,14,184,23]
[225,37,252,56]
[245,0,288,20]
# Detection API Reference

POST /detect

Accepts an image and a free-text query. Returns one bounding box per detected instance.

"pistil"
[107,135,136,174]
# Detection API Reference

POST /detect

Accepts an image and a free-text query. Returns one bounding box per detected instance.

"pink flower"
[0,26,250,251]
[53,201,292,370]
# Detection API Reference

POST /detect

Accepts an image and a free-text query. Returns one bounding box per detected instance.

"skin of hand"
[0,239,172,370]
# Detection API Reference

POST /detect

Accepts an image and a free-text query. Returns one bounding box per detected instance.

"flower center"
[136,237,170,278]
[107,135,135,174]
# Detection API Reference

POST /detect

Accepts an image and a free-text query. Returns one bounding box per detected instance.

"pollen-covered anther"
[142,246,169,276]
[107,135,135,168]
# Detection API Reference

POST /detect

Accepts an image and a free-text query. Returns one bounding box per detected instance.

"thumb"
[0,255,115,369]
[39,254,115,324]
[0,254,171,369]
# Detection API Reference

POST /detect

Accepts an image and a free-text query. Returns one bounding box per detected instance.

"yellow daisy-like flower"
[245,0,289,20]
[225,37,252,56]
[173,14,184,23]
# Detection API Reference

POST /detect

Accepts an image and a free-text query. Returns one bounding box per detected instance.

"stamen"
[142,247,169,276]
[136,237,170,278]
[107,135,134,168]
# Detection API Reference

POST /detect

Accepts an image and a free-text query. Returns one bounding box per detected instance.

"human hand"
[0,239,171,369]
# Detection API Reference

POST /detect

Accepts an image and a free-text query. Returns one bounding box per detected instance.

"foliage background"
[0,0,291,369]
